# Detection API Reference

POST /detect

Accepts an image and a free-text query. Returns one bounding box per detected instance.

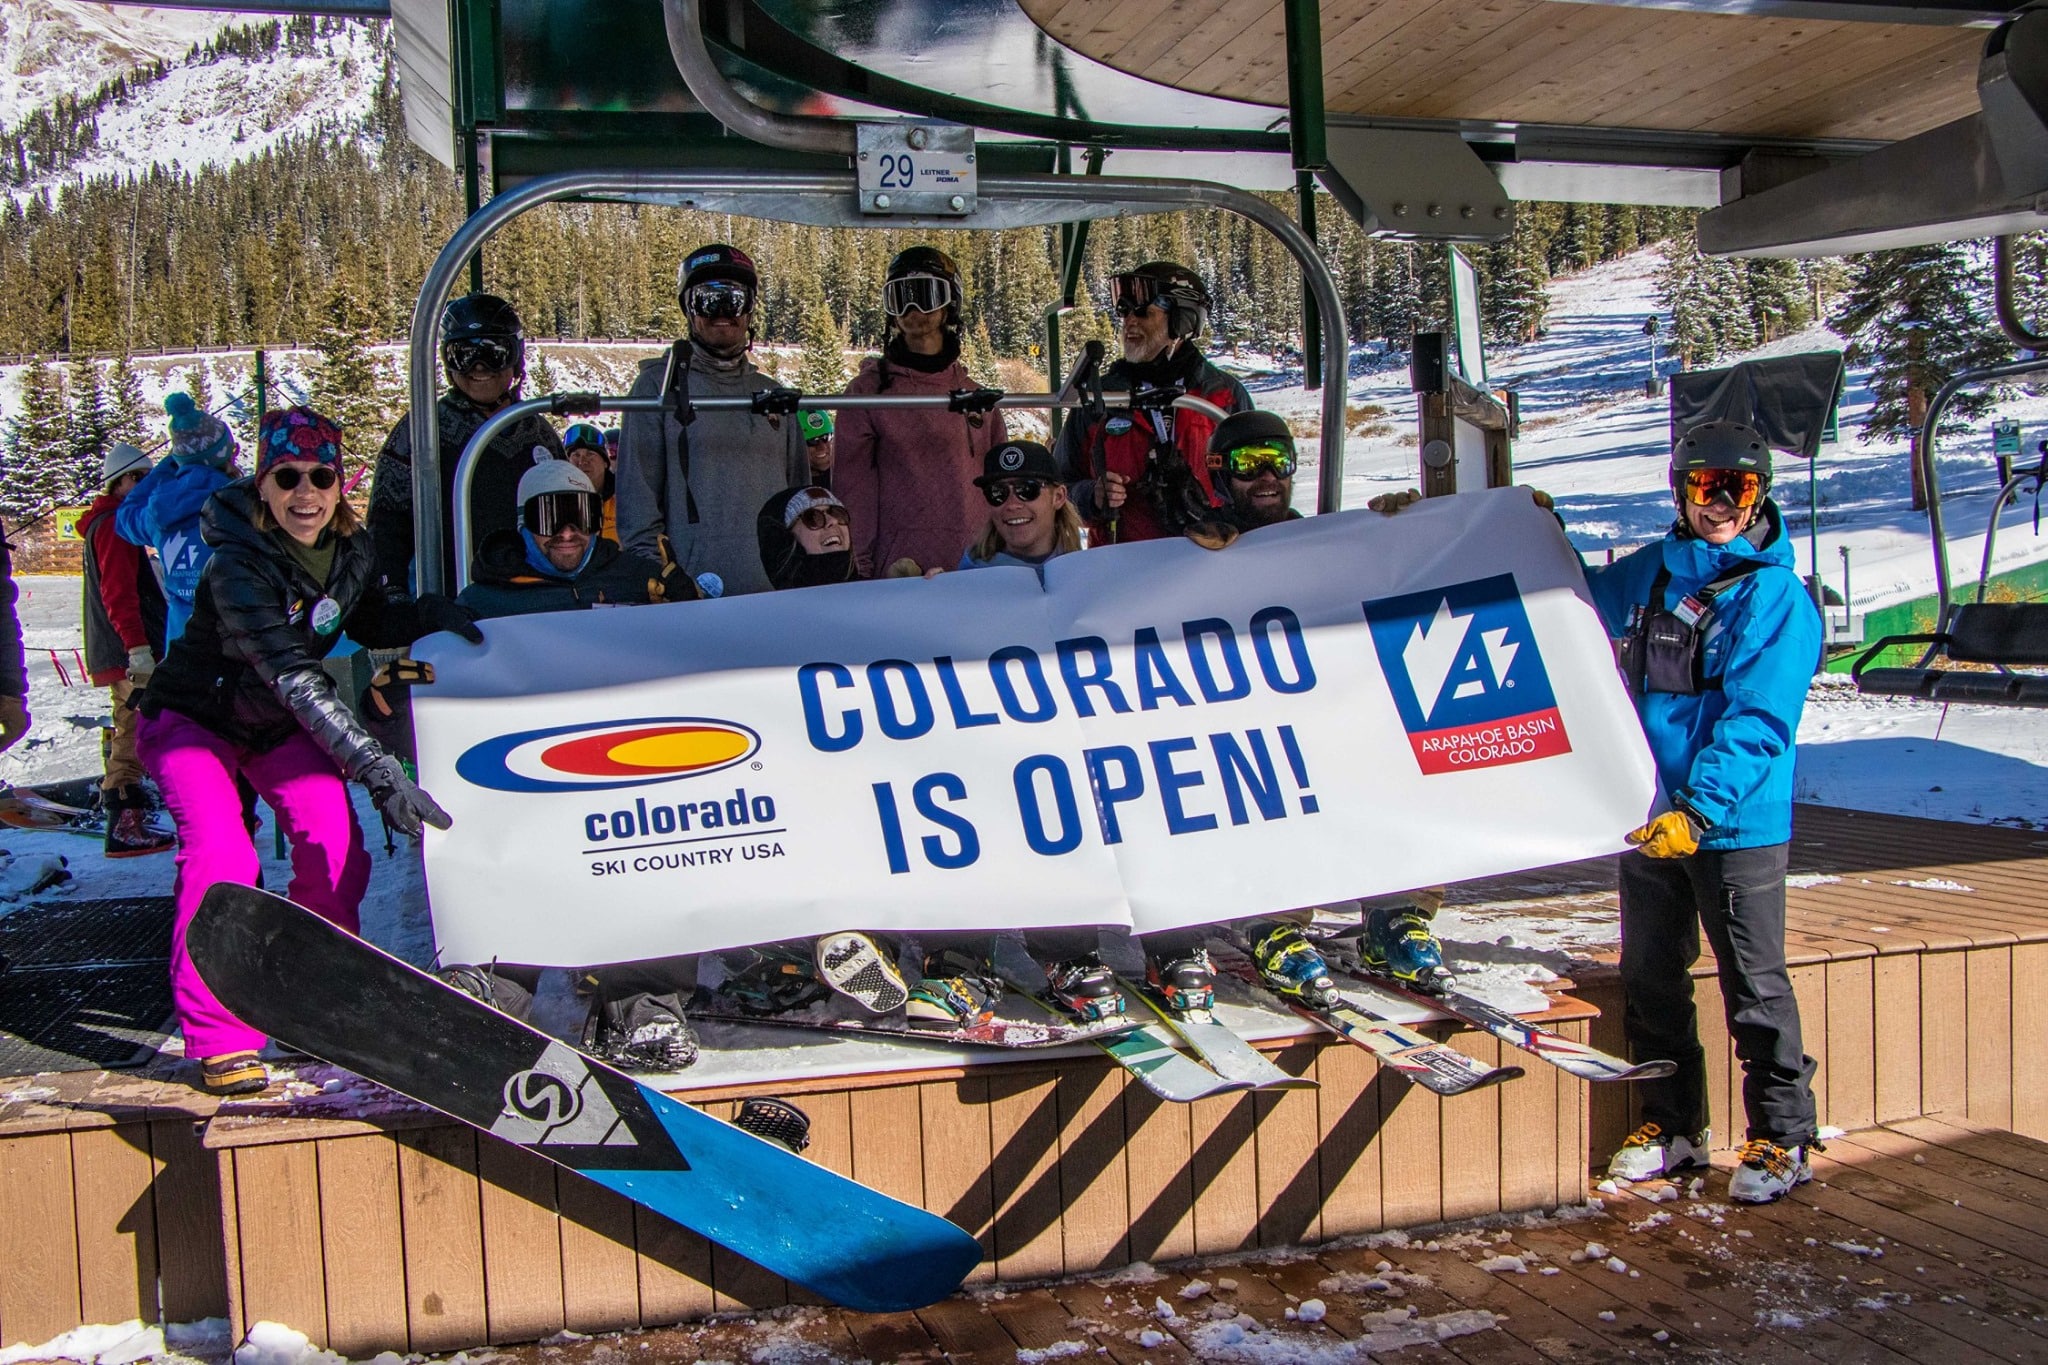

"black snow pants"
[1619,841,1818,1146]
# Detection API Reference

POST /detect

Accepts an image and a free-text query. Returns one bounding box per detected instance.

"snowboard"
[187,883,984,1313]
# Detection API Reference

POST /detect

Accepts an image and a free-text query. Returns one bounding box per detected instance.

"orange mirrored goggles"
[1681,468,1763,509]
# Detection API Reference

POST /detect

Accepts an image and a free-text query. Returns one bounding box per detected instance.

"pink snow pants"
[138,709,371,1059]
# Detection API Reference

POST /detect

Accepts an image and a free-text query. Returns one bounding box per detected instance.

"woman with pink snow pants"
[135,407,476,1095]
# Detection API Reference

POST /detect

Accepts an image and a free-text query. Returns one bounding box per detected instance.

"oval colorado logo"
[456,718,761,793]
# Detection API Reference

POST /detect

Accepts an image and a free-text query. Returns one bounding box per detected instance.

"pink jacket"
[833,354,1007,576]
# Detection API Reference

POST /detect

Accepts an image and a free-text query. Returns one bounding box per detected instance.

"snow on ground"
[0,2,237,132]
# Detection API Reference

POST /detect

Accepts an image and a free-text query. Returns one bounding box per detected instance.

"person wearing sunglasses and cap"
[833,246,1010,578]
[368,293,564,593]
[137,408,478,1097]
[81,441,172,857]
[560,422,620,545]
[1053,260,1253,545]
[1581,418,1823,1205]
[617,244,806,598]
[957,440,1082,580]
[797,408,835,481]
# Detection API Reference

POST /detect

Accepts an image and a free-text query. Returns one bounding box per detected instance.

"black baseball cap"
[975,440,1062,486]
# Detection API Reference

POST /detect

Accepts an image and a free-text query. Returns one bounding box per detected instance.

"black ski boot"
[1043,953,1125,1022]
[718,945,832,1016]
[438,963,538,1022]
[584,988,700,1073]
[103,786,174,859]
[1145,947,1217,1014]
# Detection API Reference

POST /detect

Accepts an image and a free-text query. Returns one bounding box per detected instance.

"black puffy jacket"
[457,530,673,619]
[140,481,425,781]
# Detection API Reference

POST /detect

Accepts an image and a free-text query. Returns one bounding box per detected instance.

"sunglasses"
[523,491,603,537]
[269,466,338,491]
[1109,274,1163,317]
[1682,468,1764,509]
[982,479,1048,507]
[797,506,851,531]
[1224,443,1297,481]
[884,275,955,318]
[444,337,519,376]
[686,280,753,319]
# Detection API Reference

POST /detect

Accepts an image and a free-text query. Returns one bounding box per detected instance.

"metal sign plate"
[856,123,976,216]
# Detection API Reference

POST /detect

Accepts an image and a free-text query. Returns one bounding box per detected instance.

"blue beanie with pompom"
[164,392,233,468]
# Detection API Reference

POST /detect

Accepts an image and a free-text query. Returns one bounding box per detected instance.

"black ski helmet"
[439,293,525,376]
[1116,261,1212,341]
[885,245,963,330]
[1670,419,1772,491]
[676,243,758,305]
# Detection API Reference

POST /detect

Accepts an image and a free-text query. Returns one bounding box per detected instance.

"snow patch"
[1016,1343,1089,1363]
[1476,1254,1528,1274]
[233,1321,346,1365]
[1892,878,1973,893]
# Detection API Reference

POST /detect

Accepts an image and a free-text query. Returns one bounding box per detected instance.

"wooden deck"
[474,1117,2048,1364]
[1,802,2044,1354]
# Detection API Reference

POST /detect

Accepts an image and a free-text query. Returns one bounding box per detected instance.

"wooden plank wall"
[200,1027,1585,1353]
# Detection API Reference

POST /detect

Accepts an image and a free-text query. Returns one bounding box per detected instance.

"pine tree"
[959,318,1001,388]
[528,346,558,397]
[2,359,75,520]
[185,363,213,414]
[1831,243,2012,510]
[66,356,111,500]
[796,288,850,394]
[106,353,150,448]
[309,278,392,465]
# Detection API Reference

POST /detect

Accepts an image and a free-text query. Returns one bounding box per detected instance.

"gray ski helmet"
[885,245,963,329]
[1114,261,1212,340]
[1670,419,1773,492]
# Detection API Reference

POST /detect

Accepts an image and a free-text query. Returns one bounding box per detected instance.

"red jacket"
[82,492,162,684]
[1053,348,1252,544]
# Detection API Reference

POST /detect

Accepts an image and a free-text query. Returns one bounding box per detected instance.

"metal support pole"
[1044,147,1104,441]
[404,169,1350,594]
[462,131,485,295]
[1297,171,1321,390]
[1807,452,1822,608]
[1282,0,1327,173]
[1994,235,2048,351]
[1916,352,2048,605]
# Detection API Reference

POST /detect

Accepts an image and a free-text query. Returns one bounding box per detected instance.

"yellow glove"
[1626,810,1699,859]
[1524,487,1554,511]
[1367,488,1423,515]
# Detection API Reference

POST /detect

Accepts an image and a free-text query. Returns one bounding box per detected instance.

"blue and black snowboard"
[187,883,982,1313]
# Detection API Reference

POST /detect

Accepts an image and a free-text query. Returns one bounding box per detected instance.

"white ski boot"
[1606,1121,1710,1180]
[814,932,909,1014]
[1729,1137,1815,1203]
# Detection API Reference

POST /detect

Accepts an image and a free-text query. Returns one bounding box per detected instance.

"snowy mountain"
[2,2,382,195]
[0,2,234,131]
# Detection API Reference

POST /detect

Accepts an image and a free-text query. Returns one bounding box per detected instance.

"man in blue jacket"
[1585,419,1822,1203]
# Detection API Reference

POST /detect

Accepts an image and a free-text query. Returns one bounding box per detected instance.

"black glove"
[358,754,452,837]
[413,593,483,645]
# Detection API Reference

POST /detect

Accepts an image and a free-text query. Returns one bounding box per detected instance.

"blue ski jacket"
[1584,501,1820,850]
[116,455,234,645]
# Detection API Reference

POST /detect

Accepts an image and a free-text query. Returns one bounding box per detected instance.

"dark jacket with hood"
[756,486,865,592]
[368,391,564,593]
[82,490,168,683]
[457,531,674,619]
[140,481,426,780]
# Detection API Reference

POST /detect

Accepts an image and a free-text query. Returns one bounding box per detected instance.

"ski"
[1119,976,1315,1091]
[1213,949,1520,1097]
[1336,966,1677,1084]
[689,990,1145,1049]
[187,883,983,1312]
[1013,991,1251,1103]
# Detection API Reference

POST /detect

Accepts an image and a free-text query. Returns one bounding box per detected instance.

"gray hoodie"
[617,346,805,597]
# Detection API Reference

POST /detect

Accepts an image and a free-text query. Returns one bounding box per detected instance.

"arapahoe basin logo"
[457,718,762,793]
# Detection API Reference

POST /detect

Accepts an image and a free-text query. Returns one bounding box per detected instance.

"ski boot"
[1250,922,1337,1009]
[103,786,173,858]
[1359,902,1450,990]
[1606,1121,1710,1181]
[1043,952,1125,1022]
[437,962,538,1022]
[199,1051,269,1096]
[584,989,700,1073]
[1729,1136,1818,1203]
[718,945,832,1016]
[1145,947,1216,1015]
[906,948,1004,1031]
[814,931,909,1015]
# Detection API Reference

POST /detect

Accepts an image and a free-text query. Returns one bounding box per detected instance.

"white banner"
[415,488,1655,967]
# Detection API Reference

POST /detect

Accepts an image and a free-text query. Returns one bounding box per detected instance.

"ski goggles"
[1109,273,1166,317]
[685,280,753,319]
[562,422,608,454]
[523,490,604,537]
[884,274,955,318]
[1222,442,1296,481]
[268,465,338,492]
[443,337,520,376]
[796,505,851,531]
[1681,468,1764,509]
[982,478,1049,507]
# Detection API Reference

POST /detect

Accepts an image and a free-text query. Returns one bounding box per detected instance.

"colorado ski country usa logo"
[1362,573,1572,775]
[457,718,762,793]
